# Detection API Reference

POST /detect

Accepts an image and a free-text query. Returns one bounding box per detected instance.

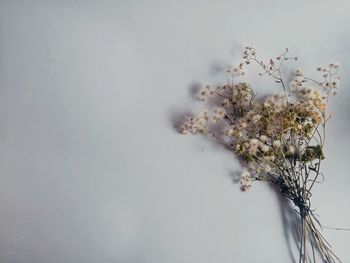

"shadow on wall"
[169,82,201,132]
[331,32,350,137]
[274,185,300,263]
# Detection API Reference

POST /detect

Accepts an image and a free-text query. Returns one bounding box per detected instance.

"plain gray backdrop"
[0,0,349,262]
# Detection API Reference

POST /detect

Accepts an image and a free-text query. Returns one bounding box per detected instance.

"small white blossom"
[221,99,230,108]
[273,140,282,148]
[260,143,270,153]
[197,85,214,101]
[264,155,276,162]
[248,144,258,155]
[260,135,268,142]
[240,122,247,128]
[240,171,252,192]
[213,107,226,122]
[250,138,259,145]
[261,163,271,172]
[289,145,296,154]
[179,125,188,134]
[252,114,262,123]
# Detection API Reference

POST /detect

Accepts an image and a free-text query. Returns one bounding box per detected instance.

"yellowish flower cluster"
[181,47,339,192]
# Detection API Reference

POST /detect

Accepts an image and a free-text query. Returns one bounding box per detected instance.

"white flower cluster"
[179,111,209,135]
[262,94,288,112]
[213,107,226,122]
[290,65,340,99]
[228,63,246,77]
[197,85,215,101]
[239,171,252,192]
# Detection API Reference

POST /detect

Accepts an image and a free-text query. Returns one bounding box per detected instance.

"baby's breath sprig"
[180,47,341,263]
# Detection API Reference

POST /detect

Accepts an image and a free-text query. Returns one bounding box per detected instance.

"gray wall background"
[0,0,349,262]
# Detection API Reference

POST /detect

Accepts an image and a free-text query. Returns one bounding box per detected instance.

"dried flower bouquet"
[180,47,341,263]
